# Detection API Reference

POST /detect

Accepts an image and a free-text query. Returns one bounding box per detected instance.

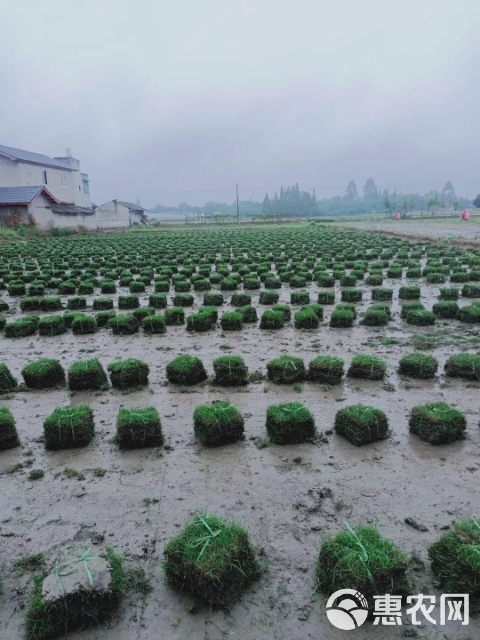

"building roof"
[116,200,146,213]
[51,204,95,216]
[0,144,73,171]
[0,186,60,206]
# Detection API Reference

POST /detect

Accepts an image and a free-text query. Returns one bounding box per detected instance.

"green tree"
[473,194,480,208]
[345,180,358,200]
[363,178,378,200]
[262,194,273,216]
[441,181,456,207]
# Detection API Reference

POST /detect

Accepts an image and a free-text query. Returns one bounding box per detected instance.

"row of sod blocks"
[8,282,480,315]
[23,514,480,638]
[3,300,480,340]
[42,405,164,450]
[0,398,468,451]
[1,351,479,396]
[0,359,150,392]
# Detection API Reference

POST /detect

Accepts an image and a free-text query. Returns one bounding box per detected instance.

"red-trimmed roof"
[0,186,60,206]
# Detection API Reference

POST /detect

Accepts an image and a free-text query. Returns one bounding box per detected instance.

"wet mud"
[1,274,479,640]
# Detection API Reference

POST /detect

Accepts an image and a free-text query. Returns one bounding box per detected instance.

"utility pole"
[236,183,240,224]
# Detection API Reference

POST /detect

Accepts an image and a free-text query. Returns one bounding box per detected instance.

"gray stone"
[42,549,112,603]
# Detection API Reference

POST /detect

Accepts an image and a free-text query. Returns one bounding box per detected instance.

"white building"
[0,144,91,208]
[94,200,149,228]
[0,143,97,228]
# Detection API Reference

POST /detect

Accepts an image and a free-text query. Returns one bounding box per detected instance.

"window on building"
[60,172,67,187]
[41,170,48,185]
[82,178,89,194]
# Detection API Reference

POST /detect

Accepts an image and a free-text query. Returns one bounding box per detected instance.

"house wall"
[0,155,91,208]
[30,195,97,229]
[94,201,130,228]
[54,156,92,208]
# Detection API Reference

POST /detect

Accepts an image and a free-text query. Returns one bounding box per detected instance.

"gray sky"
[2,0,480,206]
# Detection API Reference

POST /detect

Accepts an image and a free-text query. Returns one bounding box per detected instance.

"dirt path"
[338,218,480,247]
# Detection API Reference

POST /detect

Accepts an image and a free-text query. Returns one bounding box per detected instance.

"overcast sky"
[2,0,480,206]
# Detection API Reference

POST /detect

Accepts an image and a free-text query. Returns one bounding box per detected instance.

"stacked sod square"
[22,359,66,389]
[166,355,207,385]
[409,402,466,444]
[428,518,480,604]
[213,356,248,386]
[164,513,259,608]
[116,407,163,449]
[334,404,389,445]
[0,364,17,393]
[68,359,109,391]
[43,405,95,449]
[0,407,20,450]
[194,401,245,446]
[267,355,305,384]
[316,524,410,611]
[107,358,149,390]
[25,547,125,640]
[266,402,315,444]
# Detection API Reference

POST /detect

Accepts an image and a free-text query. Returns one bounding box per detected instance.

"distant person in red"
[394,212,401,220]
[461,210,469,220]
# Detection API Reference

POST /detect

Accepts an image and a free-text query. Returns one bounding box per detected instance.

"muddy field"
[341,217,480,244]
[1,268,480,639]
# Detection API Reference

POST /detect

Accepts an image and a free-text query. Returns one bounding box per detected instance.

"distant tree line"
[151,179,473,218]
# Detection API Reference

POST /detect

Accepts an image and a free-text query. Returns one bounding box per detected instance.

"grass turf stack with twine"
[457,304,480,323]
[371,287,393,301]
[267,355,305,384]
[96,310,116,327]
[406,309,436,326]
[308,356,344,385]
[116,407,163,449]
[428,517,480,607]
[107,358,149,390]
[22,359,66,389]
[108,314,139,335]
[166,355,207,385]
[398,353,438,379]
[266,402,315,444]
[213,356,248,386]
[294,308,319,329]
[164,513,259,609]
[143,314,166,334]
[409,402,466,444]
[334,404,389,445]
[43,405,95,449]
[360,308,389,326]
[444,353,480,380]
[316,523,410,614]
[347,355,387,380]
[72,315,98,335]
[5,318,38,338]
[239,305,258,323]
[0,363,18,393]
[68,359,109,391]
[187,312,214,332]
[0,407,20,450]
[329,308,354,328]
[220,311,243,331]
[194,401,245,446]
[432,301,459,318]
[25,548,125,640]
[260,309,284,329]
